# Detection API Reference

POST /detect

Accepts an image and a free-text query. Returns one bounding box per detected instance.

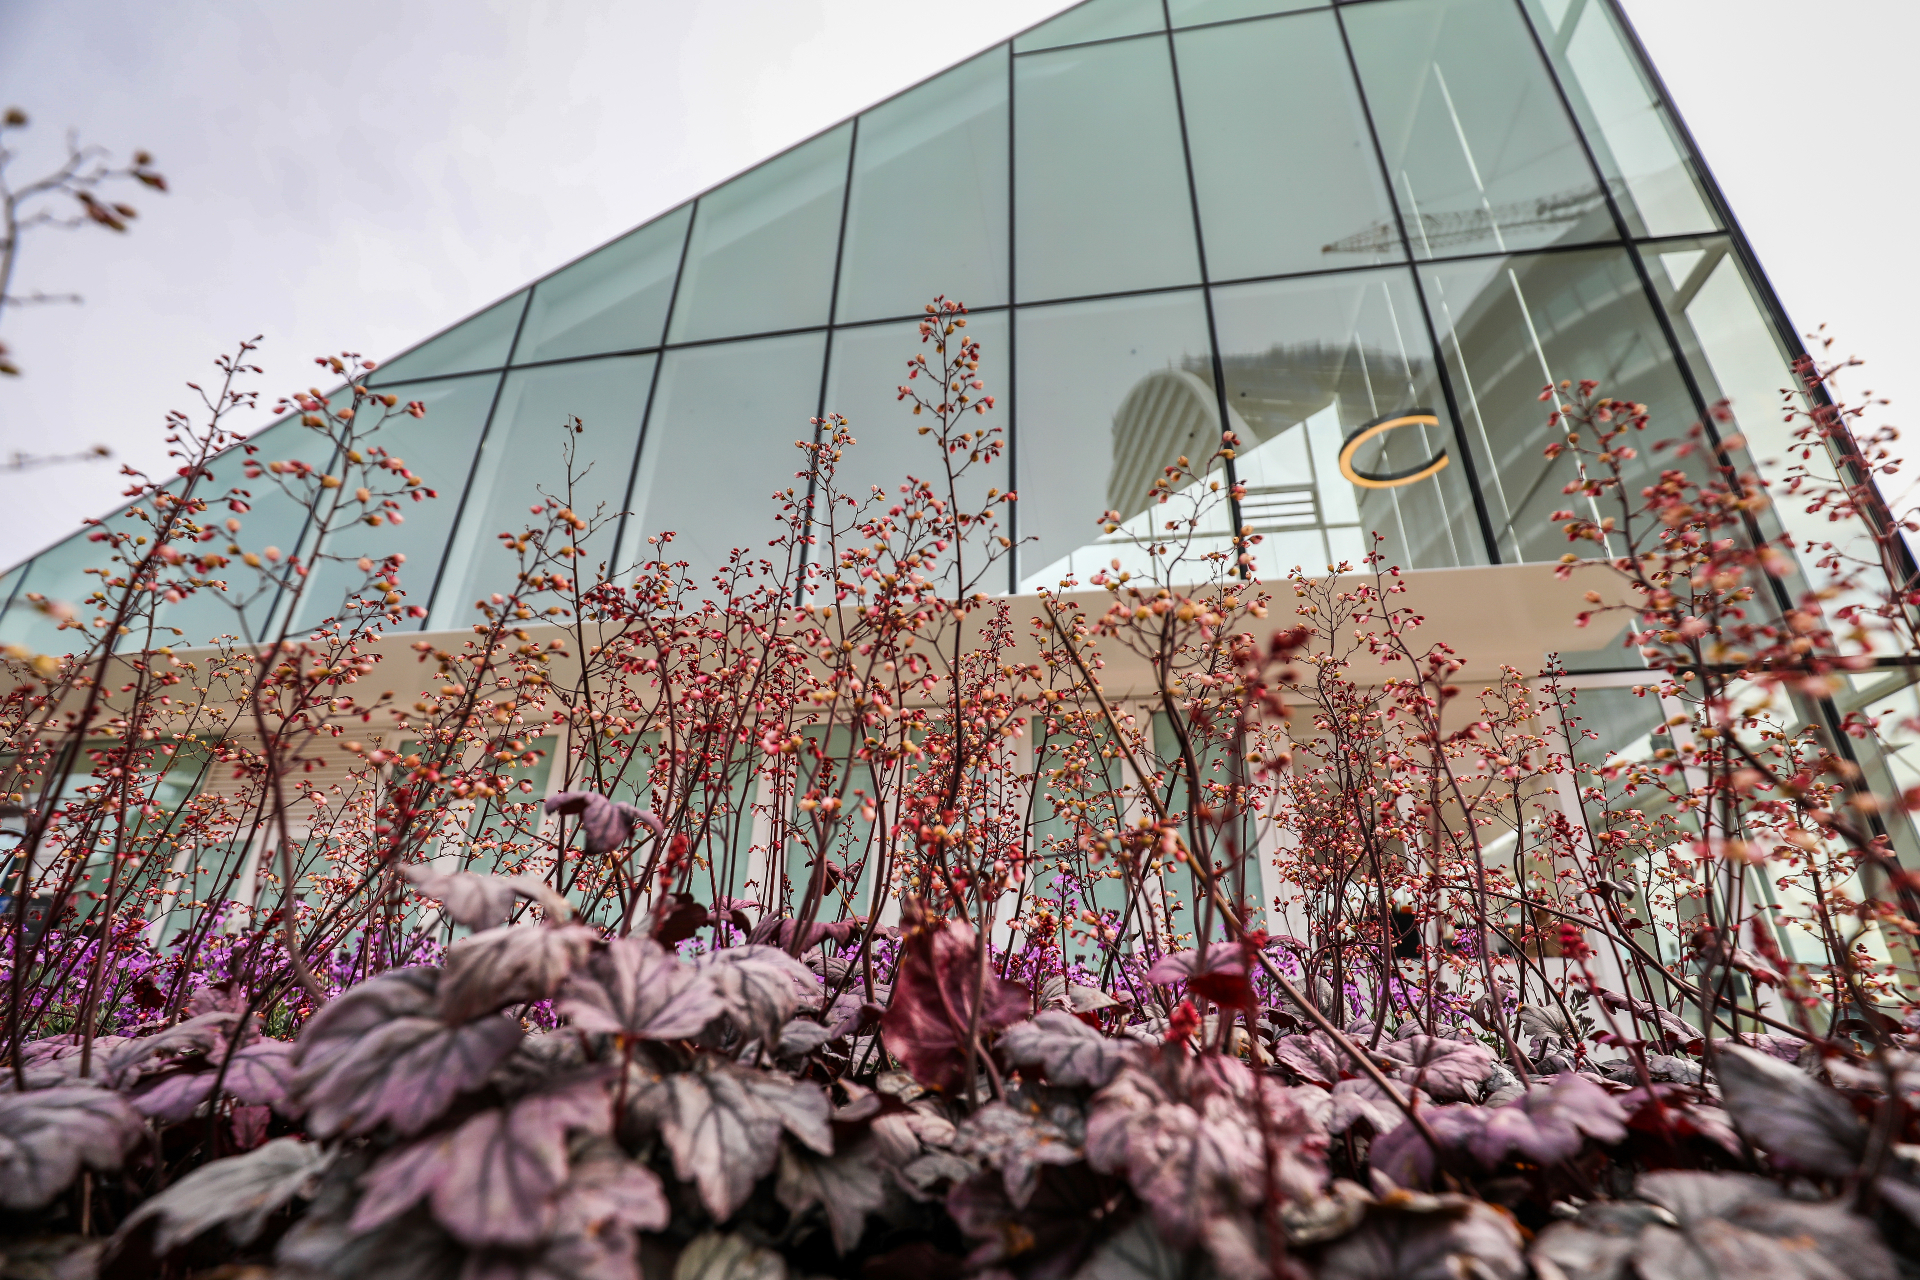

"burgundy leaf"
[544,790,659,854]
[747,915,858,952]
[1325,1078,1411,1137]
[880,917,1030,1093]
[776,1138,888,1254]
[697,944,821,1043]
[105,1009,239,1088]
[650,893,710,946]
[115,1137,328,1253]
[1273,1031,1344,1086]
[1146,945,1254,1010]
[1038,973,1125,1014]
[557,935,724,1041]
[295,968,439,1065]
[1369,1105,1489,1189]
[998,1011,1138,1088]
[1714,1044,1864,1176]
[354,1075,610,1248]
[1470,1072,1626,1168]
[674,1232,787,1280]
[0,1086,145,1210]
[1376,1036,1495,1103]
[644,1059,831,1220]
[291,1014,521,1139]
[436,922,598,1024]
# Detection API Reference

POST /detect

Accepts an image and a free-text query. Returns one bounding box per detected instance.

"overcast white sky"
[0,0,1913,565]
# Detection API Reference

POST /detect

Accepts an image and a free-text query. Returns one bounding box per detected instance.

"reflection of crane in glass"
[1321,183,1616,257]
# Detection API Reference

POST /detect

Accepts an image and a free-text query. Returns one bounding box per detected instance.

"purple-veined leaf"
[1039,973,1126,1014]
[643,1059,832,1220]
[115,1137,329,1252]
[127,1068,219,1123]
[1272,1031,1345,1086]
[951,1101,1082,1209]
[879,917,1029,1093]
[999,1011,1138,1088]
[1376,1035,1495,1103]
[353,1075,610,1248]
[1470,1071,1627,1168]
[0,1086,145,1210]
[1319,1193,1525,1280]
[225,1039,297,1109]
[1714,1044,1864,1176]
[1073,1214,1187,1280]
[437,922,597,1024]
[774,1018,833,1060]
[1325,1077,1413,1137]
[104,1009,240,1088]
[1085,1067,1262,1248]
[748,914,859,952]
[1516,1004,1579,1042]
[557,935,724,1041]
[776,1138,888,1254]
[291,1013,521,1139]
[401,864,516,930]
[1626,1172,1897,1280]
[697,944,821,1043]
[544,791,659,855]
[1368,1105,1489,1190]
[673,1231,786,1280]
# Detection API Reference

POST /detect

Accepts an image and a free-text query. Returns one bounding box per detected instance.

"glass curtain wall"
[1,0,1883,668]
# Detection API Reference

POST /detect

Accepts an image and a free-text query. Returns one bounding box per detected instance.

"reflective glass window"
[0,538,99,654]
[1012,291,1220,591]
[819,314,1011,593]
[1343,0,1613,259]
[1210,268,1484,572]
[1519,0,1718,238]
[1014,0,1164,53]
[1170,0,1323,27]
[666,126,852,344]
[158,414,342,646]
[624,332,828,588]
[515,205,691,364]
[367,291,527,386]
[434,356,654,628]
[1646,237,1879,612]
[836,49,1009,323]
[1176,11,1403,280]
[1014,37,1201,301]
[1420,247,1698,563]
[292,373,502,632]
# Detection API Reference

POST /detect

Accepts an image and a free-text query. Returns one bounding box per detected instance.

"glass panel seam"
[610,200,697,567]
[1011,29,1170,57]
[796,117,863,599]
[1332,1,1502,562]
[1160,0,1247,565]
[1006,44,1020,595]
[420,291,534,628]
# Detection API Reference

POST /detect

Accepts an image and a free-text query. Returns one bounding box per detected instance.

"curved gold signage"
[1336,409,1449,489]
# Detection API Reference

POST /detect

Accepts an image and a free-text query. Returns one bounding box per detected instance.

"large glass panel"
[1343,0,1613,259]
[291,373,502,632]
[1013,291,1219,591]
[1014,0,1164,53]
[515,206,691,364]
[367,291,527,386]
[624,332,828,589]
[1419,247,1700,563]
[836,49,1009,323]
[665,126,852,344]
[1645,236,1880,614]
[158,414,342,646]
[0,537,100,655]
[1014,37,1201,302]
[1210,268,1484,571]
[433,356,654,629]
[1170,0,1323,27]
[1519,0,1719,239]
[1176,11,1404,280]
[818,314,1012,589]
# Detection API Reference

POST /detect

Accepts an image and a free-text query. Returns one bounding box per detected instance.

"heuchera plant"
[0,299,1917,1279]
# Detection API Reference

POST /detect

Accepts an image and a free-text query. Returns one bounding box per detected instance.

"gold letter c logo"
[1337,409,1449,490]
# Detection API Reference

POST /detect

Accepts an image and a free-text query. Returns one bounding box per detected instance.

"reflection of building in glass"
[0,0,1909,867]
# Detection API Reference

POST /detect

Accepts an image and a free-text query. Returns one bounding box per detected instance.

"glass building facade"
[0,0,1878,654]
